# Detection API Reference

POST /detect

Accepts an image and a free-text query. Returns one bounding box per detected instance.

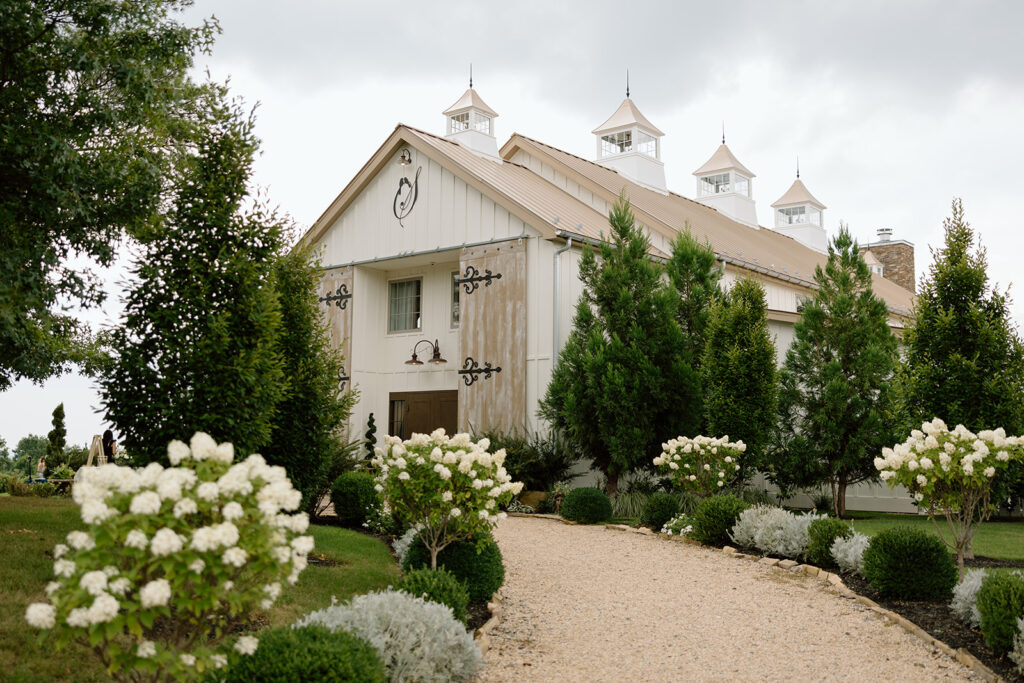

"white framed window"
[700,173,730,196]
[807,207,821,226]
[451,271,461,328]
[473,113,491,135]
[778,206,807,225]
[734,174,750,197]
[388,278,422,333]
[636,131,657,158]
[601,130,632,156]
[449,112,469,134]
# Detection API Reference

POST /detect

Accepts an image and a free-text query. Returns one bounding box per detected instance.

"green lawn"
[845,510,1024,562]
[0,497,399,682]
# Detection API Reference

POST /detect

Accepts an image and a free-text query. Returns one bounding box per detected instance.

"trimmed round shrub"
[806,517,853,567]
[862,526,957,600]
[296,590,482,682]
[403,536,505,602]
[210,625,386,682]
[976,571,1024,655]
[330,471,378,528]
[690,494,748,546]
[561,487,612,524]
[397,567,470,624]
[640,491,680,530]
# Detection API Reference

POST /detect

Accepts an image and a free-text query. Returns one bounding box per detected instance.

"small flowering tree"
[653,435,744,497]
[372,429,523,569]
[875,418,1024,576]
[24,433,313,681]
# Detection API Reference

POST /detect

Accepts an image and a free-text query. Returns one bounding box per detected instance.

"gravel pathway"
[480,516,977,682]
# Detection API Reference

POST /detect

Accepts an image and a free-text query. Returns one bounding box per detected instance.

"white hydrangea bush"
[949,569,988,628]
[875,418,1024,572]
[830,531,870,576]
[372,429,522,569]
[653,435,744,497]
[24,433,312,681]
[296,589,481,682]
[729,505,824,559]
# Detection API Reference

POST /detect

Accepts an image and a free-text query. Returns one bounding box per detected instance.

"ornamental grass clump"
[560,487,613,524]
[639,492,680,530]
[806,517,853,568]
[23,433,312,681]
[875,418,1024,576]
[976,571,1024,655]
[296,589,482,682]
[862,526,958,600]
[372,430,522,569]
[653,435,744,496]
[690,494,748,546]
[396,567,470,624]
[830,532,870,576]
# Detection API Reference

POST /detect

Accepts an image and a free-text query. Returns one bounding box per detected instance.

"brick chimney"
[859,227,915,292]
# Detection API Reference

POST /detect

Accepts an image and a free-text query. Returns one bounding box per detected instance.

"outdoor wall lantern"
[405,339,447,365]
[398,148,412,166]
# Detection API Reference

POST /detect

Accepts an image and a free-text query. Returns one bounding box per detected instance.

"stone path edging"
[474,592,504,655]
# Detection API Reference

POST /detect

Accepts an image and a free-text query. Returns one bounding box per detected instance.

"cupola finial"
[796,156,800,179]
[722,121,726,145]
[469,63,472,89]
[626,69,630,98]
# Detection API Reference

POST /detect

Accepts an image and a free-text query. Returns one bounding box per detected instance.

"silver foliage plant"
[392,525,423,568]
[1010,617,1024,676]
[949,569,988,628]
[730,505,825,559]
[830,531,870,576]
[295,589,481,682]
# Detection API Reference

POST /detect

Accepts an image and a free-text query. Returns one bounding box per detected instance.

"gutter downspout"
[552,235,573,361]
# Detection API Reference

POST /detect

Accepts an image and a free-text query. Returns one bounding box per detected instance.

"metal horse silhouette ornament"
[393,166,421,227]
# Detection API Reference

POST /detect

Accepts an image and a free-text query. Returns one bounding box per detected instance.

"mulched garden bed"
[840,557,1024,682]
[466,601,491,632]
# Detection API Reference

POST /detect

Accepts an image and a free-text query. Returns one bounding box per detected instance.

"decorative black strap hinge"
[319,283,351,310]
[458,357,501,386]
[456,265,502,294]
[338,366,351,392]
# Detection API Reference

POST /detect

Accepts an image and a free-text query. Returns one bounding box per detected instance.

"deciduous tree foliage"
[262,244,358,513]
[896,198,1024,509]
[0,0,218,389]
[540,195,701,495]
[100,95,286,465]
[769,227,898,517]
[702,278,777,484]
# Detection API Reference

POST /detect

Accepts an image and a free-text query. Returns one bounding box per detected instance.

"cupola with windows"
[770,171,827,253]
[693,135,758,228]
[443,81,500,160]
[592,93,667,193]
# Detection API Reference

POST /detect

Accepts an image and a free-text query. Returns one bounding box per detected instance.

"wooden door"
[389,390,458,439]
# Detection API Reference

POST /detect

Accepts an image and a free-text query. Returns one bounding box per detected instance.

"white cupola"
[592,95,667,193]
[693,137,758,228]
[771,172,827,253]
[443,84,500,160]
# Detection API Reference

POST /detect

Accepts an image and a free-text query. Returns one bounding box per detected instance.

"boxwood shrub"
[862,526,957,600]
[976,571,1024,655]
[806,517,853,568]
[210,625,385,682]
[402,536,505,603]
[330,471,378,528]
[640,491,680,530]
[690,494,749,546]
[396,567,470,624]
[561,487,612,524]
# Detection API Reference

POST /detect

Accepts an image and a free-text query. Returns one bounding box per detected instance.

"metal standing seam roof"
[500,133,914,315]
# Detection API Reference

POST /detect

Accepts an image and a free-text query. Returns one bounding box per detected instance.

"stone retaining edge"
[474,591,504,655]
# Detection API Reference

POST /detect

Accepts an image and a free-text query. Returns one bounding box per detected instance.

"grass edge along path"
[844,510,1024,562]
[0,497,399,682]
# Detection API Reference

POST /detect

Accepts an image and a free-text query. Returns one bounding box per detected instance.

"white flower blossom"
[150,528,185,556]
[67,531,94,551]
[80,570,108,597]
[87,593,119,624]
[124,530,148,550]
[137,641,156,658]
[180,653,196,666]
[222,547,247,568]
[25,603,56,629]
[45,581,60,596]
[450,508,462,518]
[129,491,162,515]
[109,578,131,596]
[54,559,75,578]
[139,579,171,608]
[196,482,219,501]
[234,636,259,655]
[189,559,205,574]
[222,501,244,521]
[53,543,69,559]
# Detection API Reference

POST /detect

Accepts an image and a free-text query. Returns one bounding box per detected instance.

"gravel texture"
[480,516,978,682]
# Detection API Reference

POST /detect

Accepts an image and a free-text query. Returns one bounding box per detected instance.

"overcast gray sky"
[3,0,1023,450]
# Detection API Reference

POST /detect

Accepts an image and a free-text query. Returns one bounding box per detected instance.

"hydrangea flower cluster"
[24,433,312,681]
[653,435,745,497]
[372,429,523,568]
[875,418,1024,573]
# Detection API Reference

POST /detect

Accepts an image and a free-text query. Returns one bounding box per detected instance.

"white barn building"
[299,85,918,512]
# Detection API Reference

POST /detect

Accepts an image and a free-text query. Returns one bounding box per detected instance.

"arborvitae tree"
[897,198,1024,509]
[45,403,67,475]
[702,278,777,485]
[666,227,722,374]
[539,195,701,495]
[262,244,358,513]
[101,95,286,465]
[769,227,898,517]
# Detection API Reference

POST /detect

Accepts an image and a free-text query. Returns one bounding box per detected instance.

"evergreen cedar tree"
[0,0,219,390]
[261,244,359,514]
[45,403,67,477]
[770,226,898,518]
[539,195,701,495]
[701,278,778,485]
[896,198,1024,509]
[101,94,288,466]
[666,228,723,384]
